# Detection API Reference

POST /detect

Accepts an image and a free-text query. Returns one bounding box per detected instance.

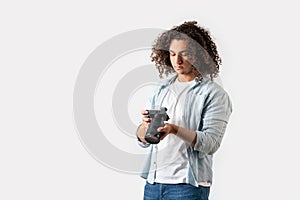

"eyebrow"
[169,49,188,54]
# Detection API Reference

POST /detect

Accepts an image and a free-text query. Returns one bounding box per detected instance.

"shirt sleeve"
[194,89,233,155]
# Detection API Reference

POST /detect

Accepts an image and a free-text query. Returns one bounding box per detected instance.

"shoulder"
[200,77,228,97]
[154,74,177,92]
[200,77,232,108]
[147,75,177,106]
[162,74,177,86]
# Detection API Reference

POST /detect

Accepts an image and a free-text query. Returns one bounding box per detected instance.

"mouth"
[174,66,183,70]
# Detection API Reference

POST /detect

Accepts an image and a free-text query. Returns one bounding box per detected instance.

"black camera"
[144,107,170,144]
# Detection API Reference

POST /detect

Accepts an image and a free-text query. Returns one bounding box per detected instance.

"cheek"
[184,59,192,67]
[169,57,175,65]
[182,57,190,63]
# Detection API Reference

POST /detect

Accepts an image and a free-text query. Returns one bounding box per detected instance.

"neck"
[177,74,195,82]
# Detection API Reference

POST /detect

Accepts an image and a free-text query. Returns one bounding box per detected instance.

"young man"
[136,21,232,200]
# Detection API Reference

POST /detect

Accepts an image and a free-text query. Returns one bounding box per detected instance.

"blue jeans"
[143,182,210,200]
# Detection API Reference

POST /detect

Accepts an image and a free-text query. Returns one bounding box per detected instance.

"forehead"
[169,39,188,51]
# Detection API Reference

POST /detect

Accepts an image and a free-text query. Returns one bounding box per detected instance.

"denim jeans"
[143,182,210,200]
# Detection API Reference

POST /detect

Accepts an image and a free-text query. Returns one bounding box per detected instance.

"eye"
[180,51,188,57]
[169,51,175,56]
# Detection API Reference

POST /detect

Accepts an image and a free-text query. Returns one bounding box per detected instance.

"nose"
[174,55,183,64]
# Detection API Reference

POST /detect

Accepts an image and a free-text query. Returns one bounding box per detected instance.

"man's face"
[169,39,194,78]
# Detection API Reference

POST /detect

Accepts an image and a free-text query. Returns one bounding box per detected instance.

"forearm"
[172,125,197,147]
[194,120,228,154]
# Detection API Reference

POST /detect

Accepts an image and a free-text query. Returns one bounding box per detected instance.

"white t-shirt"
[154,77,194,184]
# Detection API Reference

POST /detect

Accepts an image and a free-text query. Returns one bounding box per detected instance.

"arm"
[194,91,232,154]
[158,124,197,147]
[158,90,232,154]
[136,123,148,144]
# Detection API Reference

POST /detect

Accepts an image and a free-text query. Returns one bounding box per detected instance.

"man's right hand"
[141,109,151,128]
[136,110,151,143]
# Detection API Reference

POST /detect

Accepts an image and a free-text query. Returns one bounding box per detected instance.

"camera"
[144,107,170,144]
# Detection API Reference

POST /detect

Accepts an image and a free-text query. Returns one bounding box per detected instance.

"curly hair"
[151,21,222,81]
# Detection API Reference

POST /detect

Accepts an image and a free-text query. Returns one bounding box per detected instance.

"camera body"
[144,107,170,144]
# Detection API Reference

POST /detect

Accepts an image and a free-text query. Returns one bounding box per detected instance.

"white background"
[1,0,300,199]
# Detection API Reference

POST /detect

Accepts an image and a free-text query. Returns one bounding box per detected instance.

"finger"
[143,117,151,122]
[157,127,164,132]
[140,110,149,115]
[160,129,169,140]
